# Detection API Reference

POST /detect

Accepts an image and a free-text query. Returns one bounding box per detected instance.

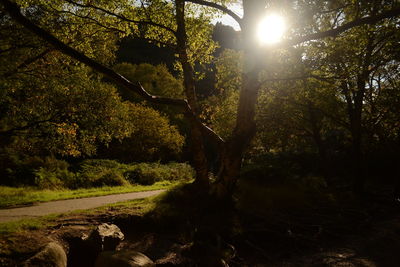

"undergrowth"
[2,157,194,189]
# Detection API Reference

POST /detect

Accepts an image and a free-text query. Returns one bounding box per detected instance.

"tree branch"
[49,8,126,34]
[0,0,225,146]
[3,48,53,78]
[186,0,242,28]
[261,73,340,85]
[287,7,400,47]
[63,0,177,35]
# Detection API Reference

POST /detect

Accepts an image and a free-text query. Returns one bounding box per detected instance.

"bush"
[91,169,129,187]
[123,162,194,185]
[31,157,76,189]
[124,166,158,185]
[75,160,193,187]
[76,160,126,188]
[0,155,49,186]
[2,157,193,189]
[34,167,72,189]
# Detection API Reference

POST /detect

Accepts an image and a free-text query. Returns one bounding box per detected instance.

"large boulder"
[23,242,67,267]
[66,223,124,267]
[95,250,155,267]
[87,223,125,251]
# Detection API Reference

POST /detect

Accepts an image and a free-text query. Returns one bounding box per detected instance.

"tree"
[112,62,186,127]
[301,1,400,191]
[0,56,134,157]
[0,9,184,162]
[201,49,241,140]
[97,103,185,163]
[2,0,399,198]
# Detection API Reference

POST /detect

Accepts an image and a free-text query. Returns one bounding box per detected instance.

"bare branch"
[286,7,400,47]
[186,0,242,28]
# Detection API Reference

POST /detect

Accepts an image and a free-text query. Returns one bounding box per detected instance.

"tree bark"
[175,0,209,188]
[213,0,264,199]
[350,34,375,194]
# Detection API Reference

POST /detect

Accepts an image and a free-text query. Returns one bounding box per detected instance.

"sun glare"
[257,14,285,45]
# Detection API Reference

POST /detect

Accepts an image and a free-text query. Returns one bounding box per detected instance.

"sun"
[257,14,286,45]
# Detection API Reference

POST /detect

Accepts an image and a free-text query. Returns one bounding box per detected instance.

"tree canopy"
[1,0,400,197]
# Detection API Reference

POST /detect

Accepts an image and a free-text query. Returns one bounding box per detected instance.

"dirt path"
[0,189,165,223]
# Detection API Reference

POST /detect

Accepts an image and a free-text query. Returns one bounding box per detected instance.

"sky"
[212,3,242,31]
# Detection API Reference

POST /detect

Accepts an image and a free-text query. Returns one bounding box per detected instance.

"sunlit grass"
[0,214,61,235]
[0,181,174,209]
[0,188,172,235]
[82,195,162,215]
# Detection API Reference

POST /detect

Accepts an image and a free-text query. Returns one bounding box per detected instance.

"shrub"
[31,157,79,189]
[76,160,127,188]
[124,164,158,185]
[91,169,129,187]
[123,162,194,185]
[0,155,48,186]
[3,157,194,189]
[78,159,123,170]
[34,168,69,189]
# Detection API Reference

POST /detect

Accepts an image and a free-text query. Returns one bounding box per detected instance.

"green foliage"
[202,49,241,139]
[101,103,185,162]
[76,159,129,188]
[131,0,219,70]
[0,155,69,187]
[1,19,185,161]
[1,50,134,157]
[112,62,187,134]
[14,0,124,63]
[34,168,72,190]
[0,156,193,190]
[123,162,194,185]
[113,63,184,100]
[76,159,193,188]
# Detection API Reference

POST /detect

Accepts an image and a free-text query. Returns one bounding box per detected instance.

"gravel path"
[0,189,165,223]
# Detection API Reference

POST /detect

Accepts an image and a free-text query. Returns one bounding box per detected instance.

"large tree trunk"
[213,0,264,199]
[346,33,374,194]
[175,0,209,188]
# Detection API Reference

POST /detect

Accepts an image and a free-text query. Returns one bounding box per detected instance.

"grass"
[0,190,169,235]
[80,194,162,215]
[0,214,61,235]
[0,181,174,209]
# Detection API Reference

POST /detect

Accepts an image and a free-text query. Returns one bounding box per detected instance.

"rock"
[23,242,67,267]
[66,224,124,267]
[95,250,155,267]
[87,223,125,251]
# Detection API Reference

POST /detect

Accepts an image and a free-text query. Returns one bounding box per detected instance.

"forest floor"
[0,184,400,266]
